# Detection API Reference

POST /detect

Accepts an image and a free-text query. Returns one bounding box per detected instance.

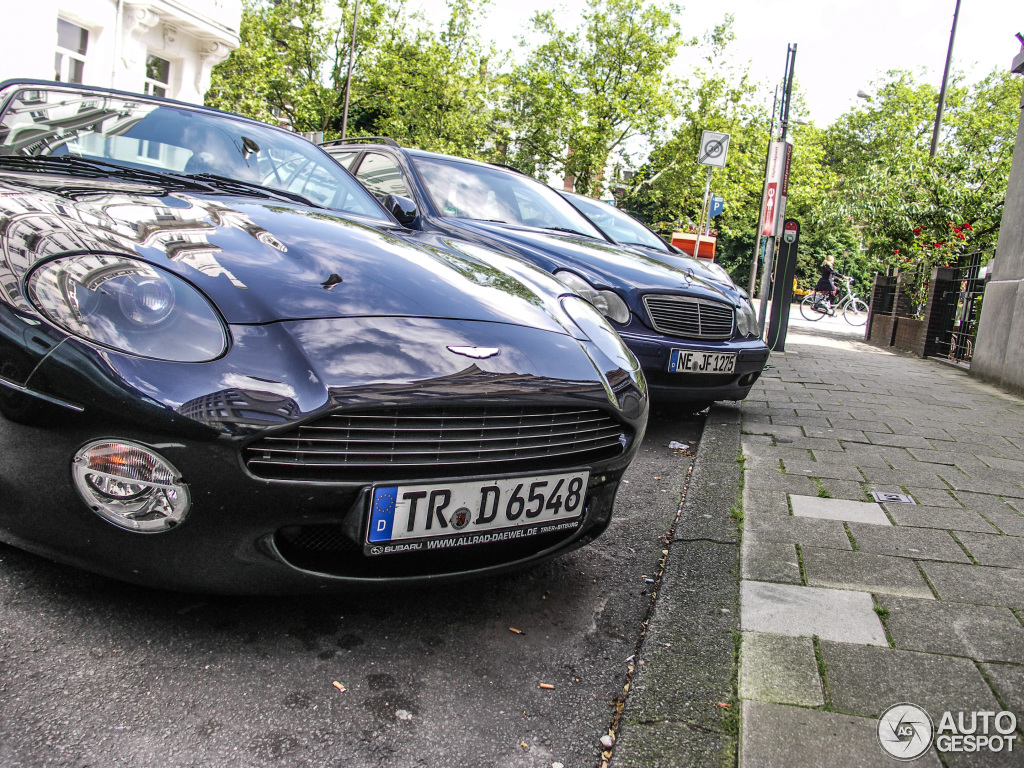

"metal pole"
[757,44,797,335]
[692,166,712,262]
[930,0,961,158]
[340,0,360,140]
[748,85,779,296]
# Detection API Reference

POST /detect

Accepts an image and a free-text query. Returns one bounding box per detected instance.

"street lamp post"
[340,0,360,140]
[930,0,962,158]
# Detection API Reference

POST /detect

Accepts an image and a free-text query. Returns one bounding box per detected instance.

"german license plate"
[365,470,590,556]
[668,349,737,374]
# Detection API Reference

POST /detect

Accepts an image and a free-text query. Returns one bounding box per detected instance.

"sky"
[407,0,1024,126]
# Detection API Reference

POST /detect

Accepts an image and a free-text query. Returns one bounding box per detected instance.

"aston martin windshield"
[414,156,605,239]
[0,85,387,222]
[567,193,671,252]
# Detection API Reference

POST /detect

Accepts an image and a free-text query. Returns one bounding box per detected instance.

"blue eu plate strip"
[368,487,398,543]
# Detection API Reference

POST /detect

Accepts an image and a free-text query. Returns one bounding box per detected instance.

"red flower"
[893,249,900,255]
[913,227,922,236]
[963,222,973,230]
[955,233,966,240]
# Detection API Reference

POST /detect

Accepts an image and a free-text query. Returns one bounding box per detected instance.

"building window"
[144,55,171,98]
[54,19,89,84]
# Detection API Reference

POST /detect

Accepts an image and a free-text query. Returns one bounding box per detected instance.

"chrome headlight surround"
[26,253,229,362]
[554,270,631,325]
[72,440,191,532]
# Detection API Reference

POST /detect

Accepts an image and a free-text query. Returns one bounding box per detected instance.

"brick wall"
[893,318,926,354]
[869,315,897,347]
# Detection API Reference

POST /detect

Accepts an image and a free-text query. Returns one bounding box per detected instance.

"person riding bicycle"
[814,255,844,309]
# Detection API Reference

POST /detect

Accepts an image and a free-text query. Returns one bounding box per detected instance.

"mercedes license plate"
[668,349,737,374]
[365,470,590,556]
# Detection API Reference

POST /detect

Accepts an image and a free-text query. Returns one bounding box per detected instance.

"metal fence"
[931,251,990,364]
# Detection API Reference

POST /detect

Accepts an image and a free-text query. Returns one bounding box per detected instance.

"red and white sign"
[761,141,793,237]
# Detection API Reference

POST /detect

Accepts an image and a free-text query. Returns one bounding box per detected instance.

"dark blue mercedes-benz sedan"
[325,141,769,408]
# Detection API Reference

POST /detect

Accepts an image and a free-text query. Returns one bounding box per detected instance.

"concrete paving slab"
[740,632,823,707]
[878,595,1024,663]
[780,461,866,482]
[744,513,854,550]
[819,641,1002,719]
[856,467,952,489]
[865,432,935,449]
[740,581,887,645]
[811,448,892,467]
[743,486,791,517]
[979,663,1024,715]
[801,547,935,598]
[789,495,891,526]
[894,488,960,508]
[740,701,943,768]
[746,471,819,496]
[954,532,1024,568]
[741,540,802,585]
[885,505,1001,534]
[953,493,1024,537]
[920,562,1024,610]
[816,478,871,501]
[847,524,971,563]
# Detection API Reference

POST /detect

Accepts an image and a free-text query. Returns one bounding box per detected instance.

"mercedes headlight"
[736,298,759,338]
[27,254,228,362]
[561,295,639,372]
[705,261,734,286]
[554,270,631,325]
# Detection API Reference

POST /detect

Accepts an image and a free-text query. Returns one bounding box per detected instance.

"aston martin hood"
[0,179,573,332]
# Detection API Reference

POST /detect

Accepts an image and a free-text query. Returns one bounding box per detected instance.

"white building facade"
[0,0,241,105]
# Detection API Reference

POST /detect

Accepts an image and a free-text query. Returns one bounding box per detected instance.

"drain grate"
[871,491,917,505]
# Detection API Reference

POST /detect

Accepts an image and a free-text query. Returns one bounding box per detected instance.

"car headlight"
[554,270,631,325]
[27,254,228,362]
[736,299,760,338]
[72,440,190,532]
[561,295,639,372]
[705,261,734,285]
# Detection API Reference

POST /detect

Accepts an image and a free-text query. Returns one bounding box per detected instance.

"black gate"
[932,251,989,364]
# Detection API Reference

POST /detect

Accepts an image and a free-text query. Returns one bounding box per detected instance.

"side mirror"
[381,194,417,226]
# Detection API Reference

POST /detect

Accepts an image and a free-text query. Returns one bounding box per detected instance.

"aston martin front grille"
[643,295,735,340]
[245,406,627,481]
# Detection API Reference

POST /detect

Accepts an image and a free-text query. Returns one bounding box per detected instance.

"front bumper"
[0,316,646,593]
[618,326,770,403]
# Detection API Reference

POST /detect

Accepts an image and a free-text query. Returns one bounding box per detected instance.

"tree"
[207,0,497,150]
[620,18,777,281]
[354,0,499,154]
[496,0,687,195]
[823,68,1022,306]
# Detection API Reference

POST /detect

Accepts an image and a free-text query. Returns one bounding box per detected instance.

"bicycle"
[799,277,869,325]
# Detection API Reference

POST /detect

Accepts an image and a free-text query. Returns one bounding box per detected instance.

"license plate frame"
[668,349,737,374]
[364,470,590,556]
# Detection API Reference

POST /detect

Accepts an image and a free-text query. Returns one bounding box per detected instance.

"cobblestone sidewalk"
[738,323,1024,767]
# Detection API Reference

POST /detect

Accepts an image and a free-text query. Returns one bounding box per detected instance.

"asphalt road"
[0,409,704,768]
